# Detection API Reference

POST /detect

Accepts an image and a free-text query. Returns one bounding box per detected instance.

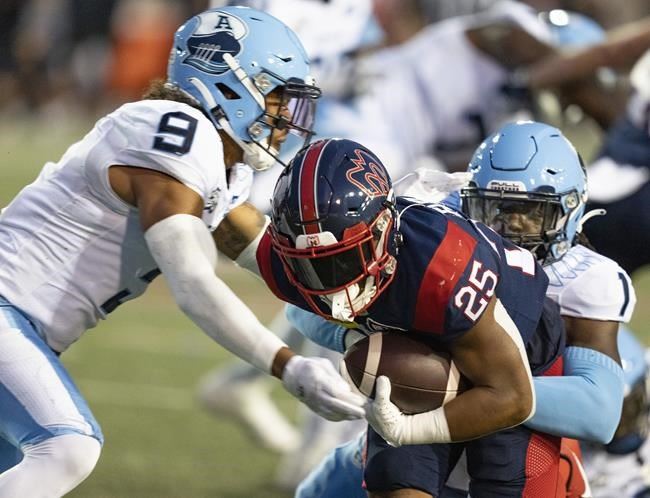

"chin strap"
[576,208,607,234]
[215,114,278,171]
[186,61,277,172]
[327,277,377,322]
[221,53,277,171]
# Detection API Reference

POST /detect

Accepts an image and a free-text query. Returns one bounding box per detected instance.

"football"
[342,332,470,414]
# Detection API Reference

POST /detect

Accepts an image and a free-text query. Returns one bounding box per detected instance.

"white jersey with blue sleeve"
[0,100,250,352]
[544,244,636,323]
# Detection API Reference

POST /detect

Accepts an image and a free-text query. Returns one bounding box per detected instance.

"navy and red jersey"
[258,197,564,374]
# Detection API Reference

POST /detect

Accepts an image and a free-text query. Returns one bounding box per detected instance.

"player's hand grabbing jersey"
[0,100,251,352]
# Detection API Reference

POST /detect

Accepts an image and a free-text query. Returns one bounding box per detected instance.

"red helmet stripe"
[298,139,328,235]
[257,230,297,304]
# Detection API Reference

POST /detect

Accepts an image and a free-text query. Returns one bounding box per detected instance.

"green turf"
[0,117,648,497]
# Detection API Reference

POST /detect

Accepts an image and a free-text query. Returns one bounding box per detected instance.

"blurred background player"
[0,6,368,496]
[582,51,650,276]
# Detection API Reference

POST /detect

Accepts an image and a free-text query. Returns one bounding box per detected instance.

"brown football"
[342,332,470,414]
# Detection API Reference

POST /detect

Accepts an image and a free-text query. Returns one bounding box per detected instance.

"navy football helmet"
[462,121,587,265]
[270,138,397,322]
[168,6,321,171]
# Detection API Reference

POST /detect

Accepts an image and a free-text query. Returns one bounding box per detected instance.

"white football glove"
[282,355,366,421]
[365,376,452,447]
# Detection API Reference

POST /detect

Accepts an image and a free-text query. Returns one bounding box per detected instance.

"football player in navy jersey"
[282,123,635,498]
[245,137,566,497]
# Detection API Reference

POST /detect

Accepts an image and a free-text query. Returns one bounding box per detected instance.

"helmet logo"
[184,12,248,75]
[306,234,322,247]
[486,180,527,192]
[346,149,390,198]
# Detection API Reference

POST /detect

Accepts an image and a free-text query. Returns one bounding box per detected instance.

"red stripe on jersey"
[522,354,562,497]
[298,140,327,235]
[257,230,287,302]
[522,433,561,497]
[414,221,477,333]
[541,355,563,377]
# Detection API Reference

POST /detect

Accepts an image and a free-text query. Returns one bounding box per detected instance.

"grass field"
[1,117,649,497]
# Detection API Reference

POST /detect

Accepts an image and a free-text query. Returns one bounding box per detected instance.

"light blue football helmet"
[462,121,588,264]
[168,6,321,170]
[540,9,605,47]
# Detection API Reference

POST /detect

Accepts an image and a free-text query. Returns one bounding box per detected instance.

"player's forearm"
[443,383,534,441]
[270,346,295,379]
[366,375,535,446]
[145,214,286,373]
[175,269,287,373]
[558,82,626,130]
[444,298,535,441]
[528,18,650,89]
[525,346,624,444]
[215,202,267,261]
[232,215,269,279]
[526,50,606,89]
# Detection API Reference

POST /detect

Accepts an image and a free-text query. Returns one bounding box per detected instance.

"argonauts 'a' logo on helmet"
[183,11,248,75]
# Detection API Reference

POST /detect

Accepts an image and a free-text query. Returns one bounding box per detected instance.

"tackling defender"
[461,121,632,443]
[0,7,366,497]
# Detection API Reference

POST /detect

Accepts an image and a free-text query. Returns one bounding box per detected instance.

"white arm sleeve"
[234,215,270,278]
[144,214,286,373]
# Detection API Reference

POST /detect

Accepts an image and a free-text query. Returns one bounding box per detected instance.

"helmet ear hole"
[216,83,241,100]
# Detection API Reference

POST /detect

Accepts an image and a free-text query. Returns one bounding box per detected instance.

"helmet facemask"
[205,55,321,171]
[462,186,582,264]
[271,208,396,322]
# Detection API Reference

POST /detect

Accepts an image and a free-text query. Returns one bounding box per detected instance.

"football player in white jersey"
[0,6,368,497]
